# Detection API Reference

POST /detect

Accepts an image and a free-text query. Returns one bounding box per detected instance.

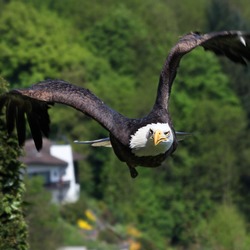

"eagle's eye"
[148,128,154,138]
[164,131,170,137]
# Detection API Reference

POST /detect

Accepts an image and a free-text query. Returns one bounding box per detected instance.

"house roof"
[20,138,68,167]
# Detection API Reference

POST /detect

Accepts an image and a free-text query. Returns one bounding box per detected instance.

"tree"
[195,204,250,249]
[24,177,62,250]
[206,0,250,121]
[84,3,179,115]
[206,2,250,221]
[166,0,208,33]
[206,0,248,31]
[0,1,86,87]
[85,5,149,76]
[0,77,28,250]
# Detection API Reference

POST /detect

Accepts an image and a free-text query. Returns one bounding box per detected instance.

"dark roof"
[20,138,68,167]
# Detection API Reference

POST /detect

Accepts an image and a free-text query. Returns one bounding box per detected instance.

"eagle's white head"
[130,123,174,157]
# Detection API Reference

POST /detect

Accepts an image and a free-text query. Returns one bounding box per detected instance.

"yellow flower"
[127,225,141,238]
[77,219,93,230]
[85,209,96,222]
[129,241,141,250]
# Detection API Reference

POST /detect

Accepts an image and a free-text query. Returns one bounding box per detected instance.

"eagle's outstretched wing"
[2,31,250,150]
[0,79,127,150]
[154,31,250,110]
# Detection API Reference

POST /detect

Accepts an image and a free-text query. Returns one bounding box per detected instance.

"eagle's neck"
[129,123,174,157]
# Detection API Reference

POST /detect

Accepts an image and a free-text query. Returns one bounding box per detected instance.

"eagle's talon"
[129,166,138,178]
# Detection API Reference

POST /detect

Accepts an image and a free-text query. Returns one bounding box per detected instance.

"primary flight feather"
[1,31,250,177]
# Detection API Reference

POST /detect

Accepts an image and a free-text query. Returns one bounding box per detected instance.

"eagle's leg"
[128,165,138,178]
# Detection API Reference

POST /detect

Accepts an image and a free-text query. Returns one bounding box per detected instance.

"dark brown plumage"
[1,31,250,177]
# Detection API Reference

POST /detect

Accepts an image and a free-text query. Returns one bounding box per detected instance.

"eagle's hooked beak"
[154,130,169,145]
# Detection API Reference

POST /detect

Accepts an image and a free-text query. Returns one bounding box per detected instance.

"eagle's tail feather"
[74,138,112,147]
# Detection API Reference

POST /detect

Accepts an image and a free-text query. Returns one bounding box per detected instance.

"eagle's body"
[1,31,250,177]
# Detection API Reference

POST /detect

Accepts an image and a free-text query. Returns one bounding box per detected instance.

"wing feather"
[6,100,16,135]
[26,112,43,150]
[74,138,112,147]
[153,31,250,111]
[16,107,26,147]
[0,79,128,149]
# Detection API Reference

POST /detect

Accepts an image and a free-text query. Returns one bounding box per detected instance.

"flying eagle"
[1,31,250,178]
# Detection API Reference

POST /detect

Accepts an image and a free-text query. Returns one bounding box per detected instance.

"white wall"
[50,144,80,203]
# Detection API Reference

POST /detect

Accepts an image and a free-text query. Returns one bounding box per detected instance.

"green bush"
[195,204,250,250]
[0,77,28,249]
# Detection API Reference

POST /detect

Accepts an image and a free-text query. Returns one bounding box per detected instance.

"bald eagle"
[1,31,250,178]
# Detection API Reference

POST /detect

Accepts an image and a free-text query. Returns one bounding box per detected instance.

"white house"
[20,138,82,203]
[50,144,80,203]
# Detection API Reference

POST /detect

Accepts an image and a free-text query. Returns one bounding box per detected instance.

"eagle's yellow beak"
[154,130,168,145]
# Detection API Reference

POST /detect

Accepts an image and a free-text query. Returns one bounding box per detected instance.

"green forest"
[1,0,250,249]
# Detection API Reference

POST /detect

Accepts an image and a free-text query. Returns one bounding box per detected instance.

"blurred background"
[1,0,250,249]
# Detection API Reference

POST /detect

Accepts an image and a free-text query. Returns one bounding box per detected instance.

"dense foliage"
[0,78,28,250]
[1,0,250,249]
